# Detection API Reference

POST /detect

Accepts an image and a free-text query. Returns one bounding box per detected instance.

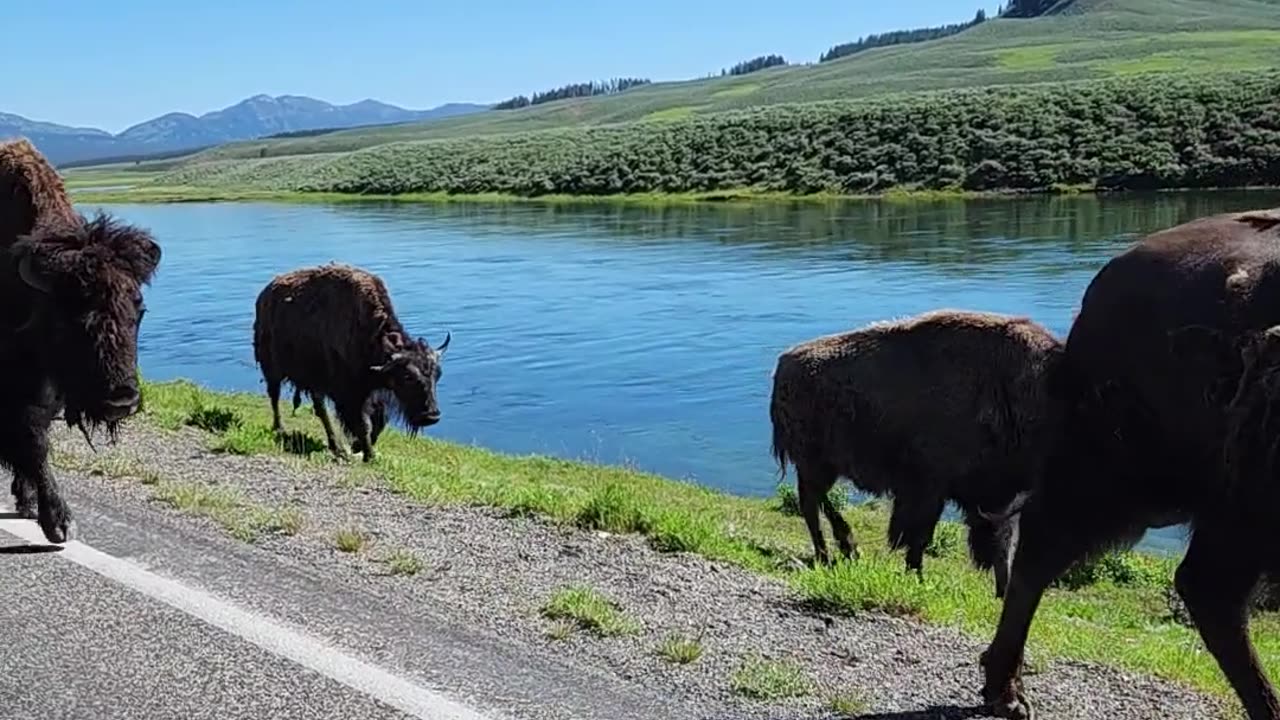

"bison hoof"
[38,497,73,544]
[986,690,1033,720]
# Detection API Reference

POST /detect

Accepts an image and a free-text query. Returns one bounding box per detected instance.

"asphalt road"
[0,482,702,720]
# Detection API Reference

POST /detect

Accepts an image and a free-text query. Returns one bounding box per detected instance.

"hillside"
[181,0,1280,164]
[0,95,490,166]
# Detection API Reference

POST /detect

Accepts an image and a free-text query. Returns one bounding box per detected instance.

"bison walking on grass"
[979,209,1280,720]
[0,138,161,543]
[769,309,1062,598]
[253,262,450,462]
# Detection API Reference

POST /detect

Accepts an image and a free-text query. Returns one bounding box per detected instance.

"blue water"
[78,191,1280,555]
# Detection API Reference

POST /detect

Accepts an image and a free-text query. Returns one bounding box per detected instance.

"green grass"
[730,655,814,700]
[71,70,1280,201]
[131,377,1280,704]
[54,445,302,542]
[117,0,1278,165]
[61,0,1280,203]
[333,526,368,553]
[378,548,424,576]
[657,633,704,665]
[151,481,302,543]
[827,691,870,717]
[541,586,642,637]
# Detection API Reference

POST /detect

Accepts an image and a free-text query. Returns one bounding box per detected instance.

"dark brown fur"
[0,138,161,542]
[252,262,449,462]
[979,209,1280,720]
[0,138,79,244]
[769,309,1061,597]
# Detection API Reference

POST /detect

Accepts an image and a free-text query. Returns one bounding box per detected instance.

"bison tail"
[768,395,791,482]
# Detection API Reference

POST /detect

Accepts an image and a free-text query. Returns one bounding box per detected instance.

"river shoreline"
[66,182,1280,209]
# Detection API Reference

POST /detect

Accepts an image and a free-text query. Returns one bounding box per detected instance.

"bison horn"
[17,254,52,295]
[436,331,451,354]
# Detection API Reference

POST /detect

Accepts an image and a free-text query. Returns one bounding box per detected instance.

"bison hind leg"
[887,492,946,582]
[795,459,841,566]
[265,377,285,434]
[1173,522,1278,720]
[10,473,36,519]
[821,486,858,561]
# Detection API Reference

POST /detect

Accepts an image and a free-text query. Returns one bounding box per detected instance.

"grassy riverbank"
[132,377,1278,707]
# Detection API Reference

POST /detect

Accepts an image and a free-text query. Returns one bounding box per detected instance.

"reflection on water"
[80,190,1280,555]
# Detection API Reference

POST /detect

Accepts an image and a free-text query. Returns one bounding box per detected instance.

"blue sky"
[11,0,999,133]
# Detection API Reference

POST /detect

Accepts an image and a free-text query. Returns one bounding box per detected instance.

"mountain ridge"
[0,94,491,166]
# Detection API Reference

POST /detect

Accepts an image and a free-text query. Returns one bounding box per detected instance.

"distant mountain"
[0,95,491,166]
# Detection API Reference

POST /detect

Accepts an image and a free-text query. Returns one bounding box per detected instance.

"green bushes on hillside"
[157,71,1280,197]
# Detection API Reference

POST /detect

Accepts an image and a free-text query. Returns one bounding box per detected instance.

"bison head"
[12,211,161,438]
[371,330,450,432]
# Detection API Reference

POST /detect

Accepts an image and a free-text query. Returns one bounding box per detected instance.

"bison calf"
[253,263,450,462]
[769,309,1061,597]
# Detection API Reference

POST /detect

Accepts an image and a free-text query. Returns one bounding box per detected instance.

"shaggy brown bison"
[979,209,1280,720]
[253,262,450,462]
[769,309,1061,597]
[0,138,161,542]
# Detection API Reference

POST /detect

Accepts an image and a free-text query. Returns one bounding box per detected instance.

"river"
[79,190,1280,554]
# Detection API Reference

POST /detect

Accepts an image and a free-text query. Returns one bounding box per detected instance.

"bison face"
[371,331,450,431]
[13,212,161,436]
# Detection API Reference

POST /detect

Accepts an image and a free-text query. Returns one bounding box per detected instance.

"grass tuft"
[185,404,242,434]
[574,482,652,534]
[541,585,641,637]
[828,690,870,717]
[730,655,813,700]
[334,526,368,553]
[774,480,848,516]
[791,554,935,619]
[380,548,424,576]
[545,621,576,641]
[658,632,704,665]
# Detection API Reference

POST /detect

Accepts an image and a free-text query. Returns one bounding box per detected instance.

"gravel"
[47,421,1231,720]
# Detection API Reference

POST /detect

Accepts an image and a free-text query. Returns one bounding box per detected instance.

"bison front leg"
[336,397,376,463]
[309,392,349,461]
[0,418,72,543]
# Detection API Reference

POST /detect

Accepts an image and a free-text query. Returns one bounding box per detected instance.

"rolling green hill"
[178,0,1280,164]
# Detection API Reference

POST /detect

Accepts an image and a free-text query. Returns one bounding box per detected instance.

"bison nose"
[106,385,141,410]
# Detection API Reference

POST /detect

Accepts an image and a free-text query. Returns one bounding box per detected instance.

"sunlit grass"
[131,377,1280,701]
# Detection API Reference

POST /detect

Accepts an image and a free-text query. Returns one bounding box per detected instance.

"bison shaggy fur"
[253,262,450,462]
[0,138,161,543]
[979,209,1280,720]
[769,309,1062,598]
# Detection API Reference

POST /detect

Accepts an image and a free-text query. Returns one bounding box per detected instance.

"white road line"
[0,511,496,720]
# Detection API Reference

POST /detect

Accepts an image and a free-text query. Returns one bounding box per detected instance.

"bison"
[0,138,161,543]
[769,309,1061,598]
[252,262,450,462]
[979,209,1280,720]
